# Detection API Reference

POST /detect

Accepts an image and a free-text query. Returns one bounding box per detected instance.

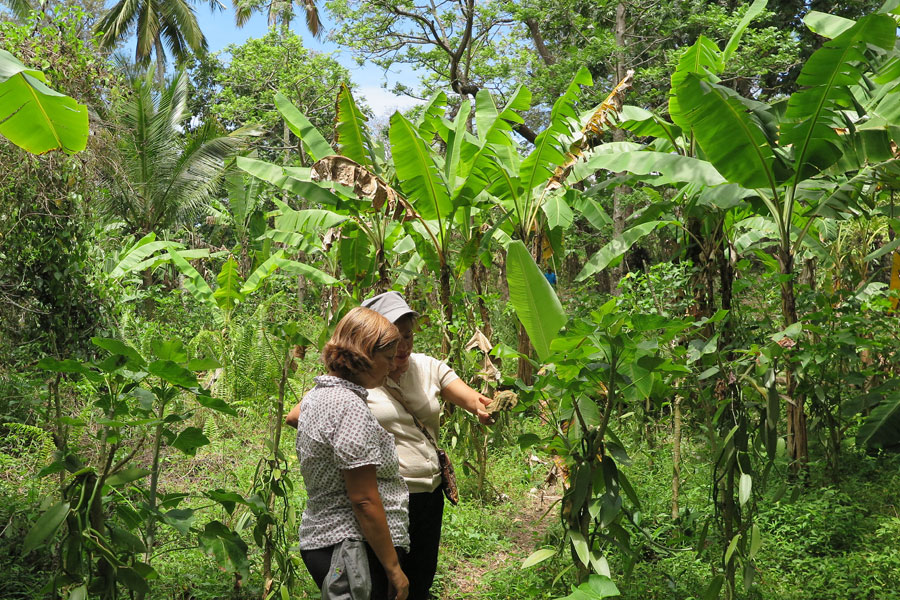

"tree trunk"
[155,38,166,86]
[263,346,293,597]
[439,263,453,356]
[471,260,493,339]
[609,2,630,295]
[671,395,682,520]
[777,247,808,470]
[516,321,534,385]
[524,17,555,66]
[723,464,736,598]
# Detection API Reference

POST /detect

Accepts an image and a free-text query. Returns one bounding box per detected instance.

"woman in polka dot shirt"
[295,307,410,600]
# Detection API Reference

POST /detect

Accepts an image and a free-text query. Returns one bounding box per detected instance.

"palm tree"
[232,0,321,37]
[101,70,254,240]
[94,0,208,84]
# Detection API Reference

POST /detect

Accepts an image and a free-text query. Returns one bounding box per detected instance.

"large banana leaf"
[720,0,768,67]
[520,67,592,195]
[0,49,88,154]
[213,258,244,314]
[272,201,348,235]
[335,84,377,170]
[236,156,343,206]
[780,14,896,182]
[576,221,671,282]
[541,190,574,231]
[389,113,452,226]
[111,234,181,278]
[615,105,680,141]
[444,99,471,195]
[857,387,900,451]
[668,36,721,134]
[802,11,856,38]
[506,240,566,362]
[456,87,530,204]
[416,91,448,141]
[169,251,222,327]
[571,150,726,187]
[275,91,334,161]
[240,250,338,294]
[675,74,776,192]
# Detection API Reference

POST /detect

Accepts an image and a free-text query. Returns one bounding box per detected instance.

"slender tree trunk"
[778,247,808,471]
[155,38,166,86]
[516,321,534,385]
[145,402,167,563]
[671,395,683,520]
[723,464,736,598]
[263,346,292,597]
[472,260,493,339]
[439,263,453,356]
[375,245,390,293]
[609,2,630,295]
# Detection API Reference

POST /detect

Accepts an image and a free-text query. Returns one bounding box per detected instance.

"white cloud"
[355,86,425,119]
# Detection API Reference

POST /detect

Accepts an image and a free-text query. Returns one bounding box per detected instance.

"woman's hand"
[386,565,409,600]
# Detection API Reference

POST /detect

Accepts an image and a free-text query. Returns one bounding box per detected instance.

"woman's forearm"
[285,402,300,428]
[341,467,405,577]
[442,378,492,423]
[350,499,402,573]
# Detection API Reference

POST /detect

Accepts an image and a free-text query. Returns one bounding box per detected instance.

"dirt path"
[443,485,562,598]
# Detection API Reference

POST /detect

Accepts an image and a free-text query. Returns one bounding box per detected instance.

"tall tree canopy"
[190,30,352,159]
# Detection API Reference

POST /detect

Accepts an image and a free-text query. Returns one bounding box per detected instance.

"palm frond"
[163,0,207,58]
[4,0,34,21]
[301,0,321,38]
[95,0,140,50]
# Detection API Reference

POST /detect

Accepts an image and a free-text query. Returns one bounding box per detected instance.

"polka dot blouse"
[296,375,410,551]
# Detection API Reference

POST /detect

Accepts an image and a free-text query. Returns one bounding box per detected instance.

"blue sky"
[194,4,423,117]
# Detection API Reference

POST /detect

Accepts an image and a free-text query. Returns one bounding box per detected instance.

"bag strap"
[381,385,441,451]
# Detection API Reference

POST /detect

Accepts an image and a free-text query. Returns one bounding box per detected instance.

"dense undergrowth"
[4,343,899,600]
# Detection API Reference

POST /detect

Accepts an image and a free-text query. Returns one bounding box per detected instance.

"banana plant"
[671,9,898,467]
[570,3,899,468]
[0,49,88,154]
[207,171,268,277]
[240,86,509,350]
[238,88,410,300]
[111,234,337,328]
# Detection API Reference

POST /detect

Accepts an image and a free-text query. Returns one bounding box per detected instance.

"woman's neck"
[329,370,364,387]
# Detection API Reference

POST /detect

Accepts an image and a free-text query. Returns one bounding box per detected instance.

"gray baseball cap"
[361,291,419,324]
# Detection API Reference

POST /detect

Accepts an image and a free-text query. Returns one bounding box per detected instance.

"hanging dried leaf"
[547,69,635,190]
[309,155,418,223]
[322,227,339,252]
[464,328,502,384]
[464,329,493,353]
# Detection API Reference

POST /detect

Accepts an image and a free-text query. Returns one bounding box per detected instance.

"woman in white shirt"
[360,292,492,600]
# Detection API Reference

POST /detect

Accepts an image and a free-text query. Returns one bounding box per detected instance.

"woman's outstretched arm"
[441,379,493,424]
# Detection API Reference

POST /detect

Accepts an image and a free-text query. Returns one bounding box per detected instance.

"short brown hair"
[322,307,400,380]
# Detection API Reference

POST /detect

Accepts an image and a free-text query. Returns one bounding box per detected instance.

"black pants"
[407,488,445,600]
[301,542,407,600]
